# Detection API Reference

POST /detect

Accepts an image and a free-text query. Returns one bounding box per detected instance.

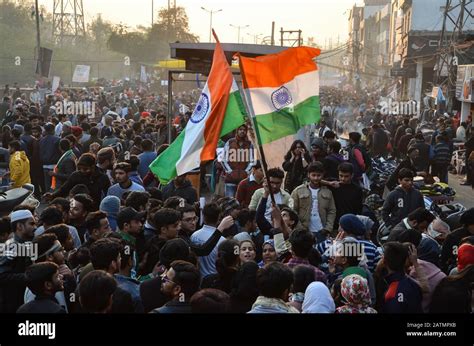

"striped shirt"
[433,142,451,165]
[316,238,382,273]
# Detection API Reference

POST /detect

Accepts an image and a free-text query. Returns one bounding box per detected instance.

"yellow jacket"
[9,151,31,188]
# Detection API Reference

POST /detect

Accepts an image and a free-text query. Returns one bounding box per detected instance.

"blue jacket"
[382,272,423,313]
[39,135,61,165]
[138,151,157,178]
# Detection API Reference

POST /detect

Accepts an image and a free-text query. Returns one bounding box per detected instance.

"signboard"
[72,65,90,83]
[457,64,474,103]
[52,76,60,93]
[408,35,448,58]
[35,47,53,78]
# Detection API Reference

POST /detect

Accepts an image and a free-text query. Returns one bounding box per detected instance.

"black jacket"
[151,300,192,313]
[140,276,167,313]
[440,227,473,273]
[16,295,66,314]
[55,153,76,188]
[330,183,363,227]
[381,187,424,228]
[39,134,61,165]
[411,140,431,172]
[0,235,32,313]
[52,168,111,209]
[162,180,197,204]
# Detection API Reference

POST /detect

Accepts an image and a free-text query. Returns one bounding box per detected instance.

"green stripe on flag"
[254,95,320,145]
[149,90,247,185]
[148,128,185,184]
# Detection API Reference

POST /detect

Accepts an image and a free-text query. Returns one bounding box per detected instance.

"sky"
[38,0,363,47]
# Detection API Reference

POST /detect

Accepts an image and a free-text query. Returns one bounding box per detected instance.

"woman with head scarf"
[258,239,278,268]
[336,274,377,314]
[302,282,335,313]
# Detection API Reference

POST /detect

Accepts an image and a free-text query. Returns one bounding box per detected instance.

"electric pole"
[35,0,42,76]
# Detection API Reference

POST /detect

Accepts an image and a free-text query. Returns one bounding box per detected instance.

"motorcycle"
[376,195,466,245]
[0,184,40,217]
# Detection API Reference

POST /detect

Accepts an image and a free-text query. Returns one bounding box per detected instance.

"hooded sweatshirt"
[408,259,446,312]
[248,296,300,314]
[9,151,30,188]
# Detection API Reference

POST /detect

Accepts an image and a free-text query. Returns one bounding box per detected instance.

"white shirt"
[264,192,283,222]
[190,225,225,278]
[309,186,323,233]
[54,122,63,137]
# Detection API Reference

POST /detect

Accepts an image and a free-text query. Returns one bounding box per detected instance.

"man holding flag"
[149,30,247,185]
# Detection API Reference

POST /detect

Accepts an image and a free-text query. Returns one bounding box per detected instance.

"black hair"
[90,238,123,271]
[328,140,341,153]
[383,242,409,272]
[177,204,197,217]
[323,130,336,140]
[45,224,71,246]
[127,155,140,171]
[125,191,150,210]
[141,139,154,151]
[40,206,63,226]
[169,260,201,301]
[267,167,285,180]
[407,208,435,224]
[236,209,256,227]
[338,162,354,174]
[25,262,59,296]
[398,168,414,180]
[190,288,231,313]
[89,127,99,137]
[159,238,191,269]
[349,132,361,143]
[34,233,59,263]
[153,208,180,232]
[51,197,71,213]
[59,138,71,152]
[163,196,185,209]
[80,122,91,132]
[256,262,294,299]
[292,264,316,293]
[307,161,325,174]
[398,230,423,247]
[85,211,108,234]
[70,185,91,197]
[289,229,314,258]
[202,203,221,225]
[284,140,309,161]
[215,239,240,280]
[79,270,117,313]
[281,207,299,227]
[229,261,259,313]
[113,162,131,173]
[9,140,21,151]
[72,194,94,213]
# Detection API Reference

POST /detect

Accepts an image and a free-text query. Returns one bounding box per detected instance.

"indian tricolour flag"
[238,46,321,145]
[149,32,246,184]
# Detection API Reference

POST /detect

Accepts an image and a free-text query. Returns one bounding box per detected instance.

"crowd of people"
[0,82,472,315]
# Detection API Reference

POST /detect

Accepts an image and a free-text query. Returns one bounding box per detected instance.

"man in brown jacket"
[221,125,255,197]
[291,161,336,243]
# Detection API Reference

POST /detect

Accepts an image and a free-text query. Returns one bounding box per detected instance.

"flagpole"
[237,80,277,206]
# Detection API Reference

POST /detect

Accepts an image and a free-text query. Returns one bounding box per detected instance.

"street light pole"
[201,7,222,43]
[230,24,249,44]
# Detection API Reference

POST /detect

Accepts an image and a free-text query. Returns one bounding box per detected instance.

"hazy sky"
[39,0,363,46]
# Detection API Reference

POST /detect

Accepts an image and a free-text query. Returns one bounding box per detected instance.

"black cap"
[117,207,146,226]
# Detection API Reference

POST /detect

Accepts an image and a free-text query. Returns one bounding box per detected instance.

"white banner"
[52,76,60,92]
[72,65,90,83]
[140,65,147,83]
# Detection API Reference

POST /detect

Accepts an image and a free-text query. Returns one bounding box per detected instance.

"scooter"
[0,184,40,217]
